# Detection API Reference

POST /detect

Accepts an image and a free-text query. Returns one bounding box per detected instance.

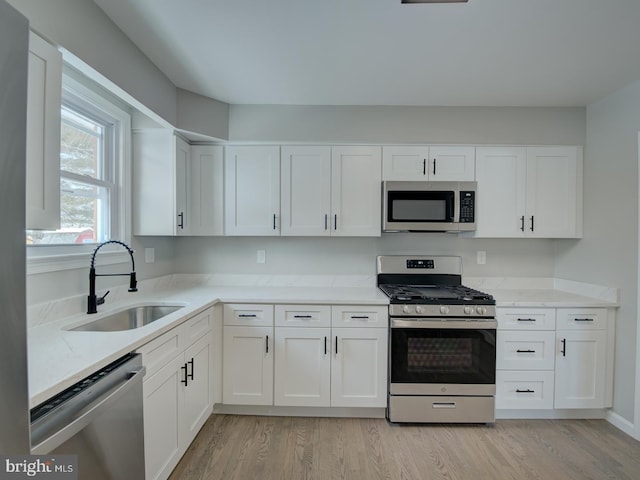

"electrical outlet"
[144,247,155,264]
[257,250,266,264]
[477,251,486,265]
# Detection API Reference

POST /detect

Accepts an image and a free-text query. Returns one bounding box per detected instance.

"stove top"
[379,284,495,305]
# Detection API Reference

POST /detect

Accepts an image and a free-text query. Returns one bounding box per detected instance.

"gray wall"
[229,105,586,144]
[555,79,640,423]
[177,104,584,282]
[177,88,229,140]
[8,0,178,124]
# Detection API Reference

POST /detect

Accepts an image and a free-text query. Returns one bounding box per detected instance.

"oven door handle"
[391,319,497,329]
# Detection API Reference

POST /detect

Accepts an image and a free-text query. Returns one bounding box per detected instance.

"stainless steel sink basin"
[70,304,184,332]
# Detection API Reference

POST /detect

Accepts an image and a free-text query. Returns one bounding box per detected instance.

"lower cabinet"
[222,325,273,405]
[496,306,613,412]
[138,308,214,480]
[223,303,388,409]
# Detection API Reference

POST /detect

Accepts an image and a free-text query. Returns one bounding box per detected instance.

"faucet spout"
[87,240,138,314]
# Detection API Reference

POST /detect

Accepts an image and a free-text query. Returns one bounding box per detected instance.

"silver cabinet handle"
[432,402,456,409]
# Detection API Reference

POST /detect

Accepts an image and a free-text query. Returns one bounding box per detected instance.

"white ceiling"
[94,0,640,107]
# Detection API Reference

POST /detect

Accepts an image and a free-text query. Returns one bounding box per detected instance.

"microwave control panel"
[459,191,475,223]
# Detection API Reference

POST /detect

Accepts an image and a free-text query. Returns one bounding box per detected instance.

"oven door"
[389,319,496,396]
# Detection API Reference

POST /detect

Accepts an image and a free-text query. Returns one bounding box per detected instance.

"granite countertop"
[27,274,618,408]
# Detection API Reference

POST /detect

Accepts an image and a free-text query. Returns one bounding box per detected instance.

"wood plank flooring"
[169,415,640,480]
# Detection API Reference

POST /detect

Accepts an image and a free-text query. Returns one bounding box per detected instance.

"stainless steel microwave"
[382,181,477,232]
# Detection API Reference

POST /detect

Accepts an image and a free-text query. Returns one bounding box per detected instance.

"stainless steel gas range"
[377,255,497,424]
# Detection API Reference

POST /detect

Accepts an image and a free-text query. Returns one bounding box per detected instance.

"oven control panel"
[390,304,496,318]
[406,259,434,269]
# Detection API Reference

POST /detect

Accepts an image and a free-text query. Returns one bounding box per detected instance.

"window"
[27,70,130,249]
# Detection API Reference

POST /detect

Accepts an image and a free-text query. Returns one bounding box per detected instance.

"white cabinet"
[331,146,382,236]
[382,146,429,180]
[222,303,388,409]
[26,32,62,230]
[474,146,582,238]
[133,130,191,236]
[496,306,614,412]
[224,146,280,236]
[496,308,556,410]
[274,327,331,406]
[430,146,475,181]
[189,145,224,236]
[280,145,382,237]
[331,327,387,407]
[555,309,609,409]
[138,308,214,480]
[222,304,274,405]
[382,145,475,181]
[281,146,332,236]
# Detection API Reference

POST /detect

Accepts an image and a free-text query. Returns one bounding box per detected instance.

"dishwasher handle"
[31,364,146,455]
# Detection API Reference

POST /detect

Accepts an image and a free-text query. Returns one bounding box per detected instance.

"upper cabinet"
[331,146,382,237]
[474,146,582,238]
[382,145,475,182]
[224,145,281,236]
[226,145,382,237]
[190,145,224,236]
[133,130,191,236]
[26,32,62,230]
[281,146,331,236]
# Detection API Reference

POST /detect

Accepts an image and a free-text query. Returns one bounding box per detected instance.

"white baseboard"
[606,410,636,438]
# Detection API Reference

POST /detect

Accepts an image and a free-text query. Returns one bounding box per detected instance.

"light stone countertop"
[27,278,388,408]
[27,274,618,409]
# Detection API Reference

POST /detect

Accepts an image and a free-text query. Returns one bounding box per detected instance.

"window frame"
[27,67,132,274]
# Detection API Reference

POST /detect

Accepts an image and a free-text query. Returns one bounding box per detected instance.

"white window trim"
[27,67,132,275]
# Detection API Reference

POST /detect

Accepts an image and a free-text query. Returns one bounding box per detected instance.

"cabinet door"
[274,327,331,407]
[175,136,190,236]
[331,328,387,408]
[190,145,224,236]
[526,146,581,238]
[224,146,280,236]
[429,146,475,181]
[133,130,184,236]
[281,146,331,236]
[331,146,382,237]
[382,146,429,181]
[474,147,527,237]
[222,326,273,405]
[143,356,184,480]
[554,330,606,409]
[182,335,213,443]
[26,32,61,230]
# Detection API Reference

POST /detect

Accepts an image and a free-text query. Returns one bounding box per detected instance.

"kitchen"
[2,0,640,479]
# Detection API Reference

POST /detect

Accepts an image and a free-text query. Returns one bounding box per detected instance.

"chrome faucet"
[88,240,138,314]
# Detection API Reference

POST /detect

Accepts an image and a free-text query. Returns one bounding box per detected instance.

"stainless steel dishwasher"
[30,353,146,480]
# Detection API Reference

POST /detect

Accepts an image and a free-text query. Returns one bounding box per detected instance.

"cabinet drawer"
[331,305,388,328]
[137,327,182,378]
[275,305,331,327]
[496,331,555,370]
[497,308,556,330]
[496,371,554,410]
[556,308,607,330]
[224,304,273,326]
[183,308,213,348]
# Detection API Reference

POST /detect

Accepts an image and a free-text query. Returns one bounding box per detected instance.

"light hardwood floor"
[169,415,640,480]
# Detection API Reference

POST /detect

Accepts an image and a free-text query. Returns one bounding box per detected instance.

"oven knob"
[402,305,411,314]
[415,306,424,314]
[464,306,473,315]
[476,307,487,316]
[439,306,450,315]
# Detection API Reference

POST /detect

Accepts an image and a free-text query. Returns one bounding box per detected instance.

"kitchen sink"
[70,304,184,332]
